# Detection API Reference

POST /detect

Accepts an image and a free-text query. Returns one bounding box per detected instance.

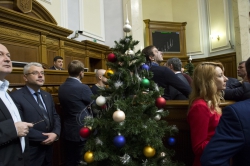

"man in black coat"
[0,44,33,166]
[224,81,250,101]
[58,60,93,166]
[10,62,61,166]
[142,46,191,99]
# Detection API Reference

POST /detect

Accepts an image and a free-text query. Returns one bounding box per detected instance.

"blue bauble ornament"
[168,137,176,146]
[141,64,149,70]
[113,135,126,148]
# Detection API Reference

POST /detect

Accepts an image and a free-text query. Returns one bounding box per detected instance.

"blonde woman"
[187,62,228,166]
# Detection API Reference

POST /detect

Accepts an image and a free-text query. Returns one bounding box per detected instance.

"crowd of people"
[0,43,249,166]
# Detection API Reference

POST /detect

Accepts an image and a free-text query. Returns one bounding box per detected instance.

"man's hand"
[41,133,58,145]
[15,122,34,137]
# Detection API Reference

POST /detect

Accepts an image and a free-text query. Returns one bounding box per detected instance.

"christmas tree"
[80,20,183,166]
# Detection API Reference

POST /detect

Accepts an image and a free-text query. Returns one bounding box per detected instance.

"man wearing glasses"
[10,62,61,166]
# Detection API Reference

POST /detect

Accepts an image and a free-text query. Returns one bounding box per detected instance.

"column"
[123,0,144,51]
[232,0,250,62]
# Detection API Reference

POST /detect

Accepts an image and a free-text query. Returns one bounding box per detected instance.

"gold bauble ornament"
[105,68,114,78]
[84,151,94,163]
[143,146,156,158]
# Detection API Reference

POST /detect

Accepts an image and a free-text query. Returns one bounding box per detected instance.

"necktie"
[34,92,51,130]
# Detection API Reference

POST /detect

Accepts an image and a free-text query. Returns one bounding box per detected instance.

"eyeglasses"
[26,71,45,76]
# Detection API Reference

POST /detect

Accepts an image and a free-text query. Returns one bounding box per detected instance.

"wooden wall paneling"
[206,52,237,78]
[6,43,40,62]
[82,40,110,72]
[46,37,61,67]
[64,55,72,68]
[64,39,86,69]
[191,52,237,78]
[58,40,65,67]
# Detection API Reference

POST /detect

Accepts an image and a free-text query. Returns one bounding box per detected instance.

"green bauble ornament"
[141,78,150,88]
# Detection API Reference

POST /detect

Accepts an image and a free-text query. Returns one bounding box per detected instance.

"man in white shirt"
[0,43,33,166]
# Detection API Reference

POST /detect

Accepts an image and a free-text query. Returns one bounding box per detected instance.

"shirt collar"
[68,76,82,83]
[54,66,61,70]
[175,71,182,74]
[0,79,9,91]
[26,85,41,95]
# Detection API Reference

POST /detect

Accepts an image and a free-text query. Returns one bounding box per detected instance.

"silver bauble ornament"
[113,109,125,122]
[125,48,134,56]
[123,18,132,33]
[96,95,106,106]
[154,114,161,121]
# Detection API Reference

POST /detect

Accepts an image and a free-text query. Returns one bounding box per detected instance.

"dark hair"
[53,56,63,62]
[239,61,246,65]
[245,58,250,79]
[167,57,182,71]
[68,60,84,77]
[142,45,156,62]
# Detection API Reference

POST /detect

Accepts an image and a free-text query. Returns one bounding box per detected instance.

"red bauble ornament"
[107,53,117,62]
[155,97,166,109]
[79,127,91,138]
[101,104,107,109]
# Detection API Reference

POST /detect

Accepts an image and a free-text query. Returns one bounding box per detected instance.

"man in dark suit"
[201,57,250,166]
[0,43,33,166]
[10,62,61,166]
[224,81,250,101]
[226,77,240,89]
[49,56,64,70]
[165,57,190,100]
[58,60,93,166]
[142,46,191,100]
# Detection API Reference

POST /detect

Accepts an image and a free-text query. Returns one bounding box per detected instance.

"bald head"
[96,69,106,79]
[0,43,12,80]
[95,69,107,86]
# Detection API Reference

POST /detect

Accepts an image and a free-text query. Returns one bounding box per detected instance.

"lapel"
[0,98,12,119]
[22,86,45,120]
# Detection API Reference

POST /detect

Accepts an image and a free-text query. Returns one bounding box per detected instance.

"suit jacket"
[201,99,250,166]
[226,77,240,89]
[182,73,192,86]
[168,73,190,100]
[10,86,61,165]
[150,65,191,100]
[224,82,250,101]
[58,78,93,142]
[0,99,29,166]
[176,73,189,86]
[49,66,64,70]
